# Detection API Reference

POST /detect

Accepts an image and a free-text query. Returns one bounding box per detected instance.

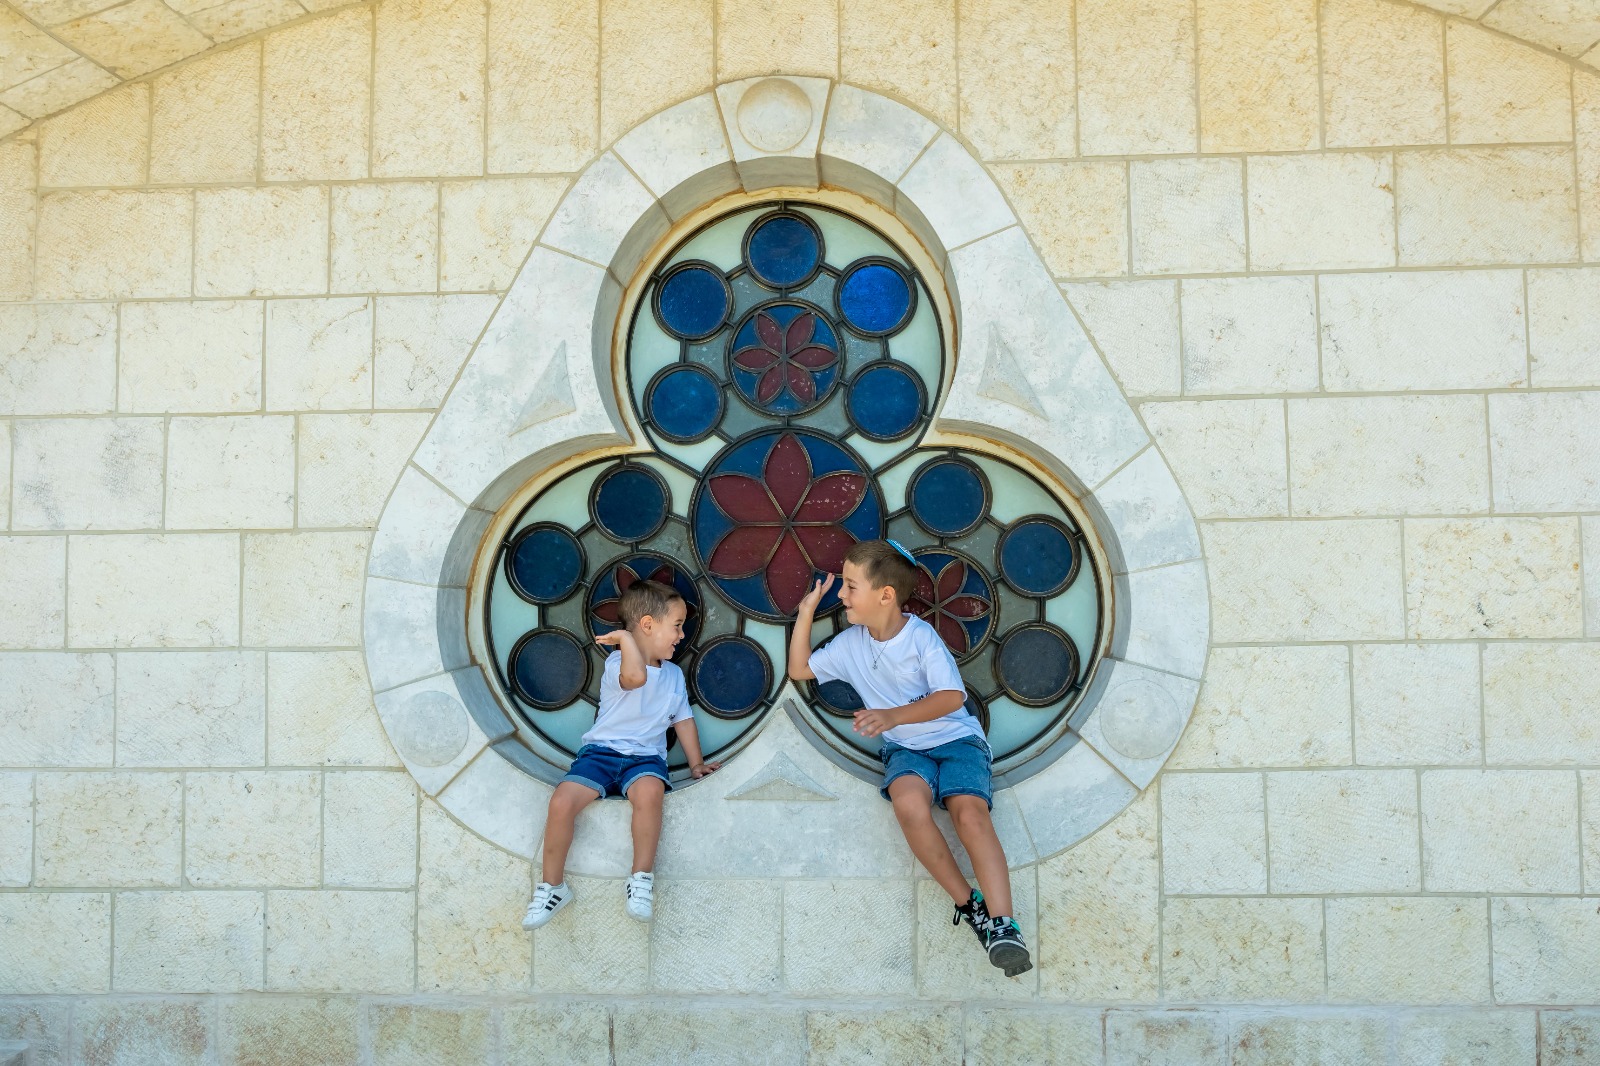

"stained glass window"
[484,202,1107,780]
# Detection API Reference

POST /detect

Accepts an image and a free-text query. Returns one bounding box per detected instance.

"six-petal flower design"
[907,556,993,655]
[731,309,838,407]
[589,560,697,635]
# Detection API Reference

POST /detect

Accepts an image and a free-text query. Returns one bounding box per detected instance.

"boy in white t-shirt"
[522,579,719,929]
[786,539,1032,977]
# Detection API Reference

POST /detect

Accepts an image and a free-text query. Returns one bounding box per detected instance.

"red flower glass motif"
[908,557,992,654]
[731,310,838,406]
[705,433,867,615]
[590,561,695,629]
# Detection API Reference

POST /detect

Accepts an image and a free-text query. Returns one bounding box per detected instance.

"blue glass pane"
[592,466,669,543]
[646,365,723,442]
[999,518,1077,597]
[837,260,913,335]
[692,637,770,718]
[512,630,589,708]
[745,213,821,288]
[728,301,840,415]
[909,458,986,537]
[847,363,922,441]
[994,623,1075,706]
[815,678,864,716]
[655,263,730,340]
[507,524,584,604]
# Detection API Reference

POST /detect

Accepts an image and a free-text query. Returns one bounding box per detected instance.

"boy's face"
[634,599,687,662]
[837,560,899,626]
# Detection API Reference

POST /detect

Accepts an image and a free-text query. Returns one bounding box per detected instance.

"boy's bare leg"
[888,776,972,904]
[945,795,1013,917]
[541,781,599,884]
[625,776,665,874]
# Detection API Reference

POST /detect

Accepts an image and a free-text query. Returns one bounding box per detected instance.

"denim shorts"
[879,734,993,810]
[563,744,671,798]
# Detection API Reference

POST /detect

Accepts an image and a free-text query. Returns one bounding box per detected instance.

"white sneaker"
[624,872,653,922]
[522,881,574,929]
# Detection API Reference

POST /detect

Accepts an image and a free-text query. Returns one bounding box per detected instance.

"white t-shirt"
[580,652,694,757]
[807,614,982,751]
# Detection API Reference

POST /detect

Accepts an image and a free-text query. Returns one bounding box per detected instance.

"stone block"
[261,7,370,181]
[1587,772,1600,891]
[69,1000,212,1066]
[1119,558,1209,680]
[184,0,301,46]
[370,1004,491,1065]
[1484,643,1600,765]
[916,873,1037,999]
[1105,1011,1228,1066]
[37,83,146,188]
[817,84,936,211]
[52,0,209,77]
[1247,153,1396,270]
[1398,148,1578,266]
[1203,520,1404,642]
[0,536,64,647]
[0,139,31,301]
[1267,769,1421,893]
[1405,518,1582,639]
[553,153,669,272]
[186,771,321,887]
[1545,1010,1600,1065]
[804,1009,961,1066]
[1078,660,1200,788]
[615,1006,805,1066]
[1493,897,1600,1004]
[1588,518,1600,637]
[439,180,566,292]
[36,189,191,299]
[0,772,30,886]
[150,44,259,185]
[119,300,264,413]
[331,184,438,294]
[115,651,266,768]
[1447,22,1572,144]
[196,187,329,297]
[365,585,472,695]
[1092,446,1200,572]
[267,651,397,767]
[1321,0,1446,147]
[597,0,711,146]
[1483,0,1600,52]
[372,0,485,178]
[0,302,116,415]
[1063,280,1180,398]
[1422,770,1578,893]
[1171,645,1351,770]
[1162,897,1325,1002]
[1327,897,1491,1003]
[1397,1011,1534,1065]
[783,879,914,995]
[217,997,360,1066]
[113,889,264,992]
[12,417,163,530]
[1529,269,1600,387]
[0,7,73,92]
[1354,643,1480,766]
[487,0,596,173]
[166,416,297,529]
[0,893,108,992]
[1196,0,1318,152]
[716,0,835,81]
[966,1008,1102,1066]
[415,802,529,991]
[841,0,957,131]
[528,875,647,993]
[1142,400,1286,518]
[1160,772,1266,894]
[323,771,416,888]
[1581,74,1600,262]
[1014,741,1141,861]
[34,771,180,886]
[374,294,496,408]
[1319,269,1527,391]
[1181,275,1318,395]
[242,532,368,646]
[369,466,478,587]
[1231,1015,1388,1066]
[1490,393,1600,513]
[1130,157,1244,275]
[0,1000,69,1066]
[264,297,372,411]
[266,889,414,992]
[957,0,1075,159]
[298,413,429,528]
[993,162,1126,278]
[70,534,240,647]
[898,133,1016,254]
[501,1003,610,1066]
[1075,0,1195,155]
[650,879,782,994]
[0,652,113,766]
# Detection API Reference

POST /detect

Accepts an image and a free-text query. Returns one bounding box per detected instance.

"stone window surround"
[361,77,1209,878]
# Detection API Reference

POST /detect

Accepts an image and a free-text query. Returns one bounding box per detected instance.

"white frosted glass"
[874,450,920,513]
[659,435,724,473]
[886,282,943,394]
[524,462,606,529]
[672,207,766,270]
[743,620,790,677]
[688,707,749,761]
[628,293,680,409]
[637,455,697,515]
[488,563,540,677]
[973,455,1060,524]
[843,432,914,472]
[527,700,600,752]
[799,205,900,266]
[1044,571,1100,682]
[981,695,1054,756]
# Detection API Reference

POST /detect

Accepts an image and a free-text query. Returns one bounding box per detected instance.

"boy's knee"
[946,796,990,830]
[627,777,665,806]
[890,789,933,822]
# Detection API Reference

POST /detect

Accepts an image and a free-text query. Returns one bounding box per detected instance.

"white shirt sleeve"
[807,631,846,685]
[918,628,966,697]
[664,665,693,725]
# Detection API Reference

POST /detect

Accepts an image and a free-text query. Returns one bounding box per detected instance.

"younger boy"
[787,540,1032,976]
[523,579,718,929]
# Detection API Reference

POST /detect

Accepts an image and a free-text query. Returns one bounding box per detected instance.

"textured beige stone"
[1160,772,1266,894]
[186,771,321,887]
[113,889,264,992]
[957,0,1074,159]
[1142,400,1286,518]
[1587,517,1600,637]
[262,8,370,181]
[70,1001,212,1065]
[1196,0,1318,152]
[915,874,1036,999]
[0,6,74,91]
[1547,1011,1600,1066]
[0,892,109,992]
[35,771,180,885]
[1398,148,1578,266]
[242,532,367,646]
[187,0,303,44]
[717,0,835,80]
[119,300,264,413]
[1354,643,1480,766]
[1484,643,1600,765]
[805,1009,961,1066]
[37,83,147,187]
[415,801,528,991]
[1075,0,1194,155]
[1162,897,1324,1002]
[332,184,438,294]
[439,179,565,292]
[1170,645,1351,769]
[1231,1016,1388,1066]
[784,879,914,995]
[1490,393,1600,512]
[1064,280,1180,398]
[0,771,32,886]
[0,302,116,415]
[614,1006,804,1066]
[1321,0,1445,147]
[370,1005,491,1065]
[0,139,31,300]
[166,416,296,529]
[1105,1011,1227,1066]
[217,997,361,1066]
[36,189,192,299]
[12,417,163,530]
[53,0,209,78]
[1423,770,1579,892]
[1405,518,1582,639]
[151,44,259,184]
[374,294,496,407]
[0,536,64,648]
[1129,158,1245,274]
[1580,73,1599,261]
[69,533,240,647]
[1483,0,1600,53]
[267,889,414,992]
[264,297,372,410]
[1398,1011,1537,1066]
[115,651,266,767]
[993,162,1126,278]
[1247,153,1395,270]
[323,771,416,888]
[298,413,430,527]
[197,187,330,297]
[1493,897,1600,1004]
[1181,276,1318,395]
[598,0,710,145]
[488,0,597,173]
[1448,22,1572,144]
[1528,268,1600,386]
[530,875,648,992]
[501,1005,609,1065]
[0,651,113,766]
[267,651,398,767]
[967,1009,1102,1066]
[650,879,782,994]
[1327,897,1490,1003]
[0,58,115,125]
[842,0,957,130]
[373,0,485,178]
[1267,769,1420,892]
[0,999,70,1065]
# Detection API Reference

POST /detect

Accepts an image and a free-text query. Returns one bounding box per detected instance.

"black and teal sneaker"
[952,889,990,949]
[986,916,1033,978]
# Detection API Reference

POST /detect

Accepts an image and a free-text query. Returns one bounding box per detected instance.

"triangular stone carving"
[725,751,836,802]
[510,341,576,435]
[976,323,1048,419]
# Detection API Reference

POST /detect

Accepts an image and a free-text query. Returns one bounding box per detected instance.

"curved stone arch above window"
[363,77,1209,877]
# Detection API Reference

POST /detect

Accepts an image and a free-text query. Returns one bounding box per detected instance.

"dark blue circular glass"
[592,466,668,543]
[511,630,589,709]
[745,213,821,288]
[837,261,913,335]
[655,264,730,340]
[999,518,1077,597]
[815,678,865,716]
[909,458,986,537]
[847,363,922,441]
[995,624,1076,705]
[692,637,770,718]
[646,365,723,441]
[507,525,583,604]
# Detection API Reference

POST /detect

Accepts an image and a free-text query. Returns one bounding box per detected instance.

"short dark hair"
[617,579,684,629]
[844,540,919,609]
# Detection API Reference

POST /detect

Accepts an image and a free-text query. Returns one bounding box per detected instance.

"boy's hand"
[690,760,721,778]
[853,708,899,737]
[796,573,835,614]
[593,630,626,647]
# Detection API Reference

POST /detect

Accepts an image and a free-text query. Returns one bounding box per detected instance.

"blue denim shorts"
[563,744,671,798]
[879,734,993,810]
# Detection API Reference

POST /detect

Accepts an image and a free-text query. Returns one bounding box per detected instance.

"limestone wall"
[2,0,1600,1062]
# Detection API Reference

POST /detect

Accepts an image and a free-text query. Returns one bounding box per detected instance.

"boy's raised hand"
[797,573,835,614]
[594,630,626,647]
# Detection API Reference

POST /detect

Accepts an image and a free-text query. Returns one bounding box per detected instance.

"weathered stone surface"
[1580,73,1600,262]
[116,651,266,768]
[1130,158,1244,275]
[1268,769,1420,893]
[1447,22,1572,144]
[1142,400,1286,518]
[1181,276,1318,395]
[1160,772,1266,894]
[150,45,259,185]
[1231,1015,1387,1066]
[267,651,398,767]
[1092,446,1200,572]
[840,0,956,130]
[266,889,414,992]
[1321,0,1445,147]
[1489,393,1600,513]
[264,296,372,412]
[1354,643,1480,766]
[70,534,240,647]
[0,652,113,766]
[166,416,297,529]
[0,1000,69,1065]
[1075,0,1194,155]
[1396,1011,1534,1065]
[598,0,711,146]
[1398,148,1578,266]
[0,139,31,301]
[1064,280,1180,399]
[52,0,209,77]
[992,162,1126,277]
[439,180,565,293]
[1196,0,1318,152]
[374,294,496,409]
[1493,897,1600,1004]
[783,880,915,995]
[652,879,782,994]
[331,184,438,294]
[1528,269,1600,388]
[242,532,368,646]
[36,189,192,299]
[12,417,163,530]
[70,1000,212,1066]
[1544,1010,1600,1065]
[415,802,528,991]
[916,873,1037,999]
[530,875,648,993]
[186,771,321,888]
[217,997,360,1066]
[1422,770,1579,893]
[0,893,108,992]
[0,302,116,415]
[38,83,146,187]
[488,0,596,173]
[365,584,471,695]
[899,135,1016,254]
[1405,518,1582,639]
[323,771,416,888]
[261,8,369,181]
[0,535,64,648]
[1118,552,1206,668]
[0,60,116,127]
[1327,897,1491,1003]
[372,0,485,179]
[1484,643,1600,766]
[1253,154,1395,275]
[370,1004,491,1066]
[805,1009,961,1066]
[1585,517,1599,637]
[196,187,328,298]
[1171,645,1351,769]
[957,0,1074,159]
[500,1003,610,1066]
[0,772,30,886]
[113,889,264,992]
[298,413,429,528]
[120,300,264,413]
[615,1006,805,1066]
[967,1008,1102,1066]
[1106,1011,1228,1066]
[35,772,180,886]
[1162,897,1325,1002]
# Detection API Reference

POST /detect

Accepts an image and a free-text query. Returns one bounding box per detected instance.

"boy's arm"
[672,717,720,777]
[786,575,835,681]
[853,689,965,738]
[594,628,647,689]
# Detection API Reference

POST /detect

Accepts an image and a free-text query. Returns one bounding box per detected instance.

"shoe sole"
[625,908,652,923]
[989,942,1033,978]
